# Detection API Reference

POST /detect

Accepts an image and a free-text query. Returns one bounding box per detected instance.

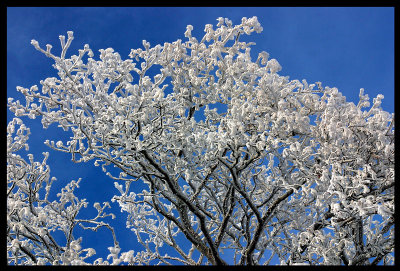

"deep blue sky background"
[7,7,394,265]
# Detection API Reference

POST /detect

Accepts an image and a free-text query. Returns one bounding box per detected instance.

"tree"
[7,16,394,265]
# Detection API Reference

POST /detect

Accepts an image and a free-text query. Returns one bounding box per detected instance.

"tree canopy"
[7,16,394,265]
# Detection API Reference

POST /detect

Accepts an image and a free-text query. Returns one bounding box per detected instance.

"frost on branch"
[8,16,394,265]
[7,118,120,265]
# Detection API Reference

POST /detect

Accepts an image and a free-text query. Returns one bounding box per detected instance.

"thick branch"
[140,150,226,265]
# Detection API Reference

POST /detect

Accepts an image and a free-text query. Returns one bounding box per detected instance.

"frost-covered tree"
[7,16,394,265]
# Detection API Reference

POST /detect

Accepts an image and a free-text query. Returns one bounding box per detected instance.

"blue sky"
[7,7,394,265]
